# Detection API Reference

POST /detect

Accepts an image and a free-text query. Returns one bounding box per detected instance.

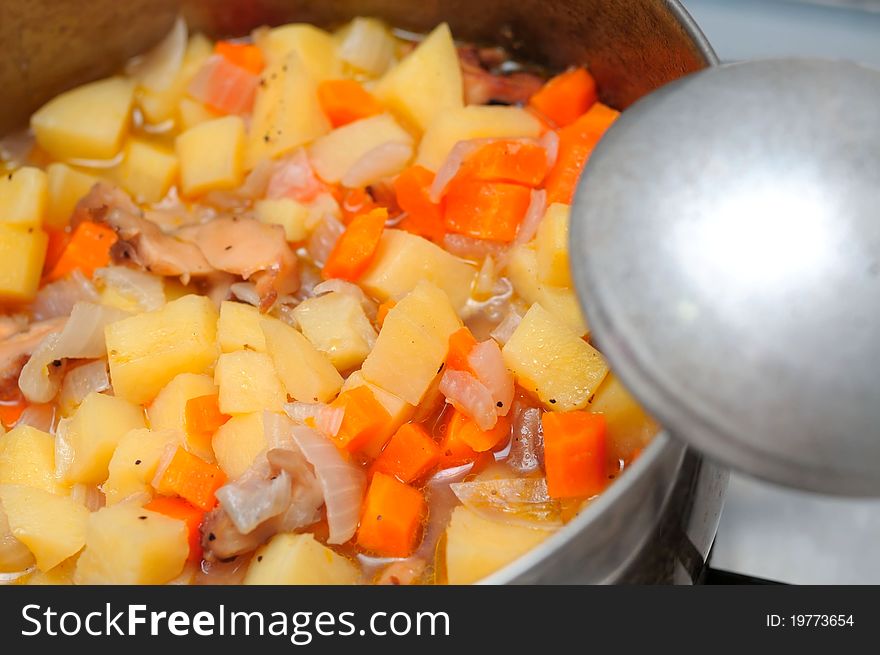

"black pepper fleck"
[208,533,216,541]
[496,401,503,408]
[138,516,147,520]
[257,556,263,562]
[376,515,382,521]
[135,459,142,465]
[225,245,233,251]
[52,359,62,367]
[549,399,557,404]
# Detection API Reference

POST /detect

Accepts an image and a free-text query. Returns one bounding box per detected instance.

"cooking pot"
[0,0,726,583]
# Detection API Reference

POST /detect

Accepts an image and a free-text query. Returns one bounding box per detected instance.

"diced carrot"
[185,394,230,455]
[0,393,28,429]
[544,102,620,205]
[340,187,377,225]
[371,423,441,483]
[42,227,71,276]
[153,446,226,511]
[443,176,532,242]
[529,67,598,129]
[446,327,478,373]
[394,166,445,243]
[375,299,396,328]
[461,140,549,187]
[437,411,478,468]
[317,79,384,128]
[45,221,117,282]
[542,411,607,499]
[356,472,426,557]
[144,496,205,563]
[322,207,387,281]
[447,408,510,453]
[331,385,392,454]
[214,41,265,75]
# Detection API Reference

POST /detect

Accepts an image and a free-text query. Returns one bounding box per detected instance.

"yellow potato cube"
[293,291,377,372]
[103,428,182,504]
[0,485,89,572]
[21,555,78,585]
[359,229,477,312]
[342,371,414,458]
[416,106,542,170]
[217,301,267,353]
[246,51,330,168]
[308,114,413,185]
[361,281,461,405]
[212,412,268,480]
[177,97,218,131]
[0,425,63,495]
[176,115,245,197]
[258,24,341,80]
[535,203,573,287]
[244,533,359,585]
[64,392,146,485]
[45,163,100,228]
[0,224,47,302]
[148,372,218,459]
[502,303,608,411]
[445,506,548,584]
[116,138,178,203]
[0,167,48,227]
[138,33,213,124]
[74,503,188,584]
[105,294,219,404]
[31,76,134,160]
[214,350,286,414]
[536,285,588,338]
[254,198,309,242]
[374,23,463,132]
[261,318,343,403]
[589,373,659,463]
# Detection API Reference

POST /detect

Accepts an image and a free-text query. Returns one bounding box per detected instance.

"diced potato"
[177,97,218,131]
[148,372,217,459]
[361,281,461,405]
[0,224,48,302]
[176,116,245,196]
[589,374,659,463]
[105,294,219,404]
[74,503,188,584]
[293,292,377,372]
[341,371,414,458]
[138,33,213,124]
[244,533,359,585]
[246,50,330,168]
[64,392,146,485]
[505,244,587,337]
[0,485,89,572]
[261,318,343,403]
[308,113,413,184]
[535,203,572,287]
[445,506,549,584]
[254,198,309,242]
[116,138,178,203]
[416,106,542,170]
[502,303,608,411]
[373,23,463,132]
[212,412,267,480]
[45,163,100,228]
[0,425,63,495]
[103,428,182,504]
[359,229,477,312]
[258,24,341,80]
[0,167,48,227]
[214,350,286,414]
[217,301,267,353]
[21,555,78,585]
[31,76,135,160]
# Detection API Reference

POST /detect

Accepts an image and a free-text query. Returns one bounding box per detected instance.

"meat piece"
[0,317,66,398]
[459,45,544,106]
[177,216,299,311]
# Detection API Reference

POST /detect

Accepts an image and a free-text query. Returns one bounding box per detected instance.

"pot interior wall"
[0,0,714,134]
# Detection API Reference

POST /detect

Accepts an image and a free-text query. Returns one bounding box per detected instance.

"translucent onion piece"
[509,406,544,474]
[16,403,56,433]
[188,55,258,116]
[283,402,343,438]
[94,266,165,311]
[306,216,345,268]
[128,16,187,92]
[32,271,99,321]
[513,188,547,248]
[70,483,106,512]
[429,140,486,203]
[19,302,129,403]
[229,282,261,307]
[439,369,498,431]
[490,308,522,345]
[0,129,35,168]
[216,468,292,534]
[539,129,560,170]
[467,339,515,416]
[442,234,508,262]
[338,17,396,77]
[54,417,74,480]
[58,360,110,414]
[450,478,562,530]
[267,150,324,203]
[290,424,365,544]
[342,141,413,189]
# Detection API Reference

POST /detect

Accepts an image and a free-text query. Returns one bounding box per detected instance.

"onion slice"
[450,478,562,530]
[58,360,110,414]
[128,16,187,93]
[342,141,413,189]
[467,339,515,416]
[512,188,547,248]
[290,423,365,544]
[94,266,165,311]
[32,271,99,321]
[439,369,498,431]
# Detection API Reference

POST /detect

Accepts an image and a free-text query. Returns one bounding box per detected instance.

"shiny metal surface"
[571,59,880,496]
[0,0,724,583]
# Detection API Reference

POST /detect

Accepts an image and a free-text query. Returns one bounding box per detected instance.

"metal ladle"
[571,59,880,496]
